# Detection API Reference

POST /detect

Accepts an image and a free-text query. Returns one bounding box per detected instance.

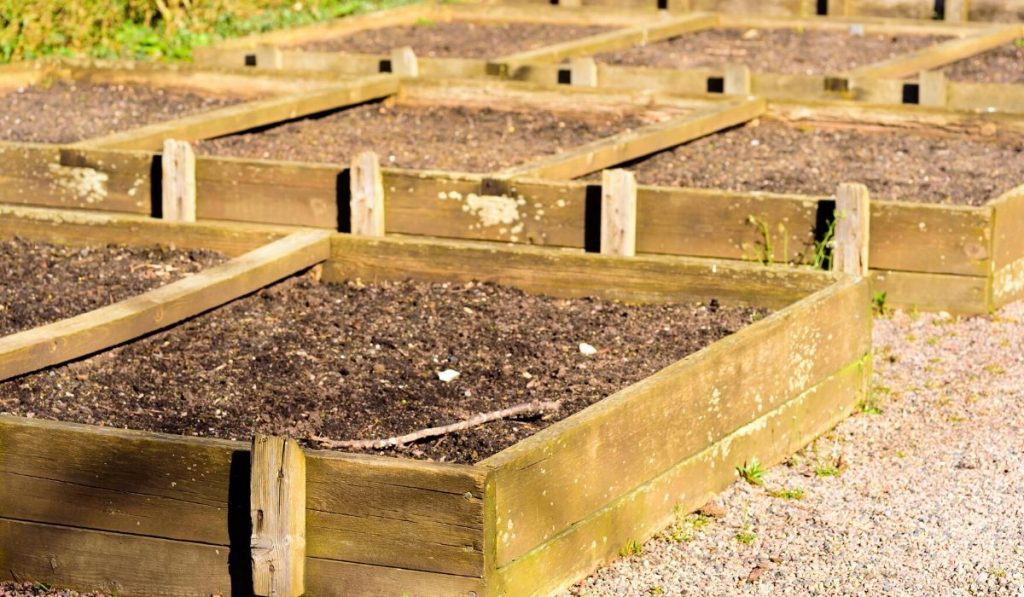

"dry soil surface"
[573,303,1024,596]
[942,42,1024,84]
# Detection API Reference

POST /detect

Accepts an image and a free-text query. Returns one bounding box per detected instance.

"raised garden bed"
[940,40,1024,83]
[0,205,870,595]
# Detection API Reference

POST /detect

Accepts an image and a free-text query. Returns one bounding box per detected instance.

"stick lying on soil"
[313,400,562,450]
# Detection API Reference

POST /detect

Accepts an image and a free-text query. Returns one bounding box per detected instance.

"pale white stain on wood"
[834,182,871,278]
[350,150,386,237]
[601,169,637,257]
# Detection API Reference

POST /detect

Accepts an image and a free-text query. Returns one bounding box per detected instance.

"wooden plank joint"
[390,46,419,77]
[600,169,637,257]
[350,150,386,237]
[724,63,751,96]
[161,139,196,223]
[834,183,870,278]
[570,57,598,87]
[251,434,306,597]
[919,71,948,107]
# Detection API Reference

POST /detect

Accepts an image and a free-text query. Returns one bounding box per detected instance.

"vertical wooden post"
[250,434,306,597]
[919,71,948,107]
[350,150,386,237]
[255,45,284,69]
[390,46,419,77]
[570,57,598,87]
[161,139,196,223]
[834,183,871,277]
[944,0,969,21]
[826,0,851,16]
[601,169,637,257]
[724,64,752,96]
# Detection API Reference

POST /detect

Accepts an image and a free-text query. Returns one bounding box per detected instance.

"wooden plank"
[487,354,869,596]
[75,76,400,151]
[601,169,637,256]
[990,186,1024,307]
[497,98,766,180]
[947,82,1024,114]
[0,204,291,257]
[306,451,487,577]
[492,13,720,76]
[195,157,340,228]
[481,277,870,566]
[870,269,989,313]
[834,182,870,276]
[351,151,386,237]
[0,144,153,214]
[846,26,1022,79]
[869,200,992,277]
[919,70,949,107]
[324,234,835,309]
[161,139,196,223]
[306,558,484,596]
[0,416,243,547]
[0,230,331,381]
[0,519,235,595]
[251,436,306,597]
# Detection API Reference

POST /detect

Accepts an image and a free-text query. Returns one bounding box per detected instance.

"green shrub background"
[0,0,414,63]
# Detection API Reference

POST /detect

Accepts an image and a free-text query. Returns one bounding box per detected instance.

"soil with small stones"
[612,118,1024,205]
[0,583,105,597]
[294,21,614,58]
[597,29,949,75]
[574,304,1024,596]
[0,274,764,464]
[941,42,1024,84]
[195,101,650,172]
[0,238,224,336]
[0,81,243,144]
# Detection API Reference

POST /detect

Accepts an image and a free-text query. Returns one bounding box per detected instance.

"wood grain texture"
[0,229,331,380]
[306,451,487,578]
[324,234,835,309]
[600,169,637,257]
[161,139,197,223]
[835,182,870,277]
[306,557,484,596]
[351,151,386,236]
[870,269,989,313]
[0,518,236,595]
[481,277,870,566]
[869,200,992,277]
[990,187,1024,306]
[487,355,869,596]
[846,25,1022,79]
[75,76,400,151]
[251,436,306,596]
[0,205,291,257]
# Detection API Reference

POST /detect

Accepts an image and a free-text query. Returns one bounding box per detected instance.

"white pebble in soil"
[570,302,1024,596]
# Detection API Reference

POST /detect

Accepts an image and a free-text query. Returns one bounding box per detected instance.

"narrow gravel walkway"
[573,303,1024,596]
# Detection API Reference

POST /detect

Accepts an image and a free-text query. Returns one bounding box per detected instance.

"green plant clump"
[0,0,417,63]
[736,458,765,486]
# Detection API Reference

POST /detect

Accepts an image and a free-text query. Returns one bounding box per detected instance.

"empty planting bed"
[596,28,949,75]
[941,41,1024,83]
[0,238,224,336]
[292,21,616,58]
[612,118,1024,205]
[195,99,654,171]
[0,81,243,144]
[0,273,763,464]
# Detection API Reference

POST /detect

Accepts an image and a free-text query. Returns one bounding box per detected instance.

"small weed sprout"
[735,522,756,545]
[649,586,666,596]
[857,390,884,415]
[736,459,765,485]
[767,487,805,500]
[620,539,644,557]
[667,507,713,542]
[872,291,888,316]
[746,215,775,265]
[815,464,843,477]
[812,217,837,271]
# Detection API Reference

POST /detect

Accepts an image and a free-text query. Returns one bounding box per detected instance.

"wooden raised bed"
[193,5,1024,114]
[0,205,871,595]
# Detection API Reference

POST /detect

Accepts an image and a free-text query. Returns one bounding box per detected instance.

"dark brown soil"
[294,21,614,58]
[0,583,105,597]
[941,41,1024,84]
[597,28,949,75]
[0,81,243,144]
[611,118,1024,205]
[195,100,651,172]
[0,238,225,336]
[0,273,764,464]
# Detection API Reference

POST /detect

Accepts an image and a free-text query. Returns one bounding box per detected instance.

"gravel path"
[573,302,1024,596]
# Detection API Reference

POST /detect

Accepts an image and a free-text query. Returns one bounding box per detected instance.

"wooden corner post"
[601,169,637,257]
[834,183,870,278]
[161,139,196,223]
[945,0,969,21]
[724,64,752,96]
[919,71,948,107]
[251,434,306,597]
[390,46,419,77]
[350,150,386,236]
[570,57,598,87]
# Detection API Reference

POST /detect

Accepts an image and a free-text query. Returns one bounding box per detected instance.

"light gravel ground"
[573,302,1024,596]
